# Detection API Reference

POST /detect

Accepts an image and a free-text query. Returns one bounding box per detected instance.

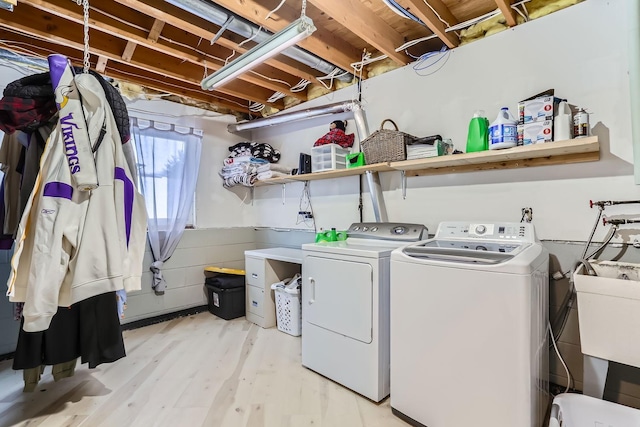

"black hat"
[331,120,346,131]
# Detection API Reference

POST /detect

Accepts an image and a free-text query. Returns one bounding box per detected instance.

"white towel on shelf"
[257,171,273,180]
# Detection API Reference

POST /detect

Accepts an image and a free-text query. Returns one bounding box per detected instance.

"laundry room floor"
[0,312,409,427]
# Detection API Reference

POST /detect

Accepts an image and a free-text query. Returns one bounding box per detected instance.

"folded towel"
[257,170,272,180]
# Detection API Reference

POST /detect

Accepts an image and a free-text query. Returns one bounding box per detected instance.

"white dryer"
[390,222,549,427]
[302,222,427,402]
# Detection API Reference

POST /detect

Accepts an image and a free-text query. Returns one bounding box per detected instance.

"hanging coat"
[6,73,147,333]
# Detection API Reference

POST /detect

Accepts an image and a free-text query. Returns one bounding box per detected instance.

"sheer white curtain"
[131,118,202,295]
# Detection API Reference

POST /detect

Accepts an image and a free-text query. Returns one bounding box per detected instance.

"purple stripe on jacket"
[43,182,73,200]
[114,167,133,247]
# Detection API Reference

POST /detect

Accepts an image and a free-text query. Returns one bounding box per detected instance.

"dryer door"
[304,255,373,344]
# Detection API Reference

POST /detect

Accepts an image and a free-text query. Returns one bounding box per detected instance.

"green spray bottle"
[466,110,489,153]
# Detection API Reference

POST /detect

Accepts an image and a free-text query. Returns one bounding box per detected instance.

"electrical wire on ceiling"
[249,101,265,112]
[350,52,388,72]
[250,71,293,87]
[267,91,286,103]
[382,0,424,25]
[412,45,450,76]
[396,0,534,56]
[291,79,311,92]
[316,67,352,90]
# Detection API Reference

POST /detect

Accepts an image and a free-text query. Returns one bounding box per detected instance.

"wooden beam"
[128,0,362,74]
[403,0,459,48]
[494,0,518,27]
[109,0,324,83]
[96,55,108,73]
[308,0,409,66]
[0,29,253,114]
[147,18,164,42]
[17,0,304,101]
[415,0,458,28]
[122,40,137,61]
[0,5,284,109]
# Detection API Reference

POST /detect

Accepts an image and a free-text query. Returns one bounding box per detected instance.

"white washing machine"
[390,222,549,427]
[302,222,427,402]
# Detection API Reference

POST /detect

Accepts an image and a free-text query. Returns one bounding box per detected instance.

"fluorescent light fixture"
[201,16,316,90]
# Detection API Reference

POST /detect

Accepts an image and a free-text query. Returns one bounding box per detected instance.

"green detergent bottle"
[466,110,489,153]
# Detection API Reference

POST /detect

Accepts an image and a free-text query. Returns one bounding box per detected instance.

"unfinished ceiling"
[0,0,580,118]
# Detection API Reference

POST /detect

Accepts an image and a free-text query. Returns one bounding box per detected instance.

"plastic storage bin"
[549,393,640,427]
[270,275,302,336]
[311,144,349,172]
[204,273,246,320]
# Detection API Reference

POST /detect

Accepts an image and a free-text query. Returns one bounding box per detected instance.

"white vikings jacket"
[7,73,147,332]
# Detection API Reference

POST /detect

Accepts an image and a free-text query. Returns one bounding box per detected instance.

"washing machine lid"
[402,240,530,265]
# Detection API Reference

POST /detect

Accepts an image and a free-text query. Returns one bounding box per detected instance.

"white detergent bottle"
[554,100,572,141]
[489,107,517,149]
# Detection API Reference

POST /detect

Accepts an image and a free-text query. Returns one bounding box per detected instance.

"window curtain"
[131,118,202,295]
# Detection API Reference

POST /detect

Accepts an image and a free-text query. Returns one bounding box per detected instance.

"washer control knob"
[371,227,378,232]
[362,226,369,232]
[392,226,407,235]
[475,225,487,234]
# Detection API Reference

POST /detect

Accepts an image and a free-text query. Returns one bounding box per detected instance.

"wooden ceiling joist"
[0,5,285,109]
[403,0,459,48]
[111,0,346,83]
[95,55,108,73]
[192,0,362,75]
[147,18,164,42]
[308,0,409,66]
[18,0,305,102]
[494,0,518,27]
[122,40,137,62]
[0,29,253,114]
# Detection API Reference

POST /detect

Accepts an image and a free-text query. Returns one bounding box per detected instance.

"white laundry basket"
[270,275,302,336]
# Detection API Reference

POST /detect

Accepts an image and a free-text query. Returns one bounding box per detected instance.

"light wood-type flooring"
[0,312,411,427]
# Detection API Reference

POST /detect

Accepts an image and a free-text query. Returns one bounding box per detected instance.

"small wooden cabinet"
[244,248,303,328]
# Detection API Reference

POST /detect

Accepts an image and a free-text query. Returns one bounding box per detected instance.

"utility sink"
[574,261,640,369]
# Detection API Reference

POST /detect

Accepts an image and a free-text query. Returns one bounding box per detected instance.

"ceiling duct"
[227,100,368,135]
[165,0,353,82]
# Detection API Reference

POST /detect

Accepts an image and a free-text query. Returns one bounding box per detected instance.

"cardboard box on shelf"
[518,96,556,124]
[517,120,553,145]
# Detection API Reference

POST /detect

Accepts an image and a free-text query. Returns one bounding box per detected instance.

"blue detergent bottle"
[466,110,489,153]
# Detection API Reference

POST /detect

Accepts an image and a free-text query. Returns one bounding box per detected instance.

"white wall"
[250,0,640,244]
[123,227,255,324]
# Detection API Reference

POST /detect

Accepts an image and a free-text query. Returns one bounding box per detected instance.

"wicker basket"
[361,119,415,164]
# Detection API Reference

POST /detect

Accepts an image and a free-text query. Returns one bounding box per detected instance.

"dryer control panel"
[434,222,537,244]
[348,222,427,242]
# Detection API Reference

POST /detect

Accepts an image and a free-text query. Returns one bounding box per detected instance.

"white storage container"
[270,275,302,336]
[311,144,349,172]
[549,393,640,427]
[573,261,640,368]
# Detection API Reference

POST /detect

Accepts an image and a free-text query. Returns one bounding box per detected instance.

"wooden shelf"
[254,136,599,185]
[391,136,599,176]
[254,163,394,186]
